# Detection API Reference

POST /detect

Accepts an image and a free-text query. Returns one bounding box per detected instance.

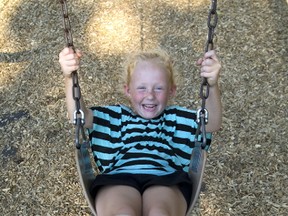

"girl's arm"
[59,47,93,129]
[205,84,222,132]
[197,50,222,132]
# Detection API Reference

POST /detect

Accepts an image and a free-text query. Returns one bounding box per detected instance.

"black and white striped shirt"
[88,105,211,175]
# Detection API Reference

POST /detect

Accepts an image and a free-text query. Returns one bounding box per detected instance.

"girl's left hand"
[196,50,221,87]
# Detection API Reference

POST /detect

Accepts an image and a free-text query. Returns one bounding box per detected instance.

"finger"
[200,66,211,73]
[66,65,79,71]
[204,50,216,58]
[64,53,78,61]
[200,71,211,80]
[66,58,79,67]
[202,58,214,66]
[196,58,204,66]
[64,50,82,62]
[75,49,83,58]
[204,50,219,62]
[59,47,73,58]
[64,47,75,55]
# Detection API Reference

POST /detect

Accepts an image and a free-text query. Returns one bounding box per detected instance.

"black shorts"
[90,171,192,208]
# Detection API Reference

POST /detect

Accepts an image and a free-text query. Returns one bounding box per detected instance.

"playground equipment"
[59,1,218,215]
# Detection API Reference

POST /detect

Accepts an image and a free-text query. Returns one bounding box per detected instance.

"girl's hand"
[59,47,82,78]
[196,50,221,87]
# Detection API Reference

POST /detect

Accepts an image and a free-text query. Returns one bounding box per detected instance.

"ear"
[124,84,130,97]
[169,85,177,98]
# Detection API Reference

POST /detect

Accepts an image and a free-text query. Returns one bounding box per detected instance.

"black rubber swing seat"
[75,142,207,216]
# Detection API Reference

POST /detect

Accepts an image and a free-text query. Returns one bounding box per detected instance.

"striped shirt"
[88,105,211,175]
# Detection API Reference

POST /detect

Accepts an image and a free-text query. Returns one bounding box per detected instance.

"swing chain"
[60,0,86,149]
[196,0,218,149]
[60,0,74,47]
[205,0,218,53]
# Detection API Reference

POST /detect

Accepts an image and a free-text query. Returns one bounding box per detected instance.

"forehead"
[136,59,162,68]
[132,60,168,81]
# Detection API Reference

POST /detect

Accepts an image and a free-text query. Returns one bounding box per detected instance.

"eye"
[155,86,164,91]
[137,86,146,91]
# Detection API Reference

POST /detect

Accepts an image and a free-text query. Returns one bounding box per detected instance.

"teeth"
[144,105,155,108]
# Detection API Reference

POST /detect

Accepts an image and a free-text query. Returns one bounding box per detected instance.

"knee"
[145,206,171,216]
[113,207,139,216]
[95,185,142,216]
[97,206,140,216]
[115,214,134,216]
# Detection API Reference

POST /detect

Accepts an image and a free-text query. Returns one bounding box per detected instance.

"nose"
[146,89,155,100]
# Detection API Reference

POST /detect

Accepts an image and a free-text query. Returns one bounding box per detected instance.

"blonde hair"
[123,49,177,88]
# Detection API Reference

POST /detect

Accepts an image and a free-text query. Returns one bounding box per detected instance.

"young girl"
[59,47,222,216]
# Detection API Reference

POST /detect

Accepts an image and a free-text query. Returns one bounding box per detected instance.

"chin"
[136,107,164,119]
[142,112,161,119]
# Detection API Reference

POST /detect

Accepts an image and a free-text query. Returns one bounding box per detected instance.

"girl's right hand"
[59,47,82,77]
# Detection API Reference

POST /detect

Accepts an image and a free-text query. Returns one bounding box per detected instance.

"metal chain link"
[196,0,218,149]
[205,0,218,53]
[60,0,75,48]
[60,0,86,149]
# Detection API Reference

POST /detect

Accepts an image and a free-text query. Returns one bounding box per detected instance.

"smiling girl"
[59,48,222,216]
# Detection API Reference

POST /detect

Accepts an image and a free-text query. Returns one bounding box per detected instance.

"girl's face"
[124,60,176,119]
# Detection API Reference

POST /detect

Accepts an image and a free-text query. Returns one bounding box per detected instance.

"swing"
[59,1,218,215]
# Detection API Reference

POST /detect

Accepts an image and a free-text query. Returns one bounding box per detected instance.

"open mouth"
[143,104,157,111]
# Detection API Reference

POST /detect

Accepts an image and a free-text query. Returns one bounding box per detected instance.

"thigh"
[142,185,187,216]
[95,185,142,216]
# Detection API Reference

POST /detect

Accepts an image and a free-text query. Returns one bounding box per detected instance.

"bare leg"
[142,185,187,216]
[95,185,142,216]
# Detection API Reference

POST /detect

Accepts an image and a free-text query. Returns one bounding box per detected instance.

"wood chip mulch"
[0,0,287,215]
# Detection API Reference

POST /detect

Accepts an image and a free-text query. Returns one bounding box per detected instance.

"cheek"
[130,92,143,103]
[157,93,170,103]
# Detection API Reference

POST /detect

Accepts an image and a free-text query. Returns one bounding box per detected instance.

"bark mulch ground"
[0,0,287,215]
